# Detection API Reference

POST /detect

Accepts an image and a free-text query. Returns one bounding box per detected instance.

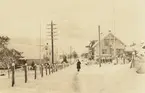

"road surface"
[0,63,145,93]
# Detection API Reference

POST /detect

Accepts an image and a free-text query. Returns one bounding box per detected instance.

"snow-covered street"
[0,63,145,93]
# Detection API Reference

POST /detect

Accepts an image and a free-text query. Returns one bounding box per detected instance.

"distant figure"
[76,59,81,72]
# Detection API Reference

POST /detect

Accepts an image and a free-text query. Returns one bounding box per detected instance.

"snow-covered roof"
[93,32,125,48]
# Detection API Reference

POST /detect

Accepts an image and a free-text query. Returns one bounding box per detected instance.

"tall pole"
[112,0,116,57]
[47,20,57,65]
[40,23,42,64]
[113,35,116,57]
[98,25,101,67]
[51,21,54,65]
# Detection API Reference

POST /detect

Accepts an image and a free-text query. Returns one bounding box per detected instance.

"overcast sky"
[0,0,145,58]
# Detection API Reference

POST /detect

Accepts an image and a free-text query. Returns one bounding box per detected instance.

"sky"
[0,0,145,58]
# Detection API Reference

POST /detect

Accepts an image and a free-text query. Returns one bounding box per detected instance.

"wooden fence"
[9,62,71,87]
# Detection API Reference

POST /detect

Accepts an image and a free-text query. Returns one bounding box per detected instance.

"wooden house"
[86,32,126,60]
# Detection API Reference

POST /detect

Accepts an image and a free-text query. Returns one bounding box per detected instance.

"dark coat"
[77,61,81,69]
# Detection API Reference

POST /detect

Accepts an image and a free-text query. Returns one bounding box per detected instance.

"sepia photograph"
[0,0,145,93]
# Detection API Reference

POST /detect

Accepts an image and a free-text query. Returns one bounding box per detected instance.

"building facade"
[93,32,126,60]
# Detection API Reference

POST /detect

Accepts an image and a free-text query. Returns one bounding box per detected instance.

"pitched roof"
[93,32,126,48]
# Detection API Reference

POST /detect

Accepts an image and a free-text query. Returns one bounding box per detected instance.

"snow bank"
[130,48,145,74]
[79,64,145,93]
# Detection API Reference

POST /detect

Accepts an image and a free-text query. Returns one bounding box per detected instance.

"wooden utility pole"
[112,0,116,57]
[47,20,57,72]
[98,25,101,67]
[40,23,42,65]
[51,21,54,65]
[113,35,116,57]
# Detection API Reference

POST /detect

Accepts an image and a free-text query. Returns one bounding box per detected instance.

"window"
[102,49,107,54]
[104,39,109,46]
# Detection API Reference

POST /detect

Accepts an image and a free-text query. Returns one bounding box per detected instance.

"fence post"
[54,64,56,72]
[45,64,48,75]
[48,64,51,75]
[24,63,28,83]
[34,64,37,79]
[39,64,41,75]
[51,65,53,73]
[130,52,135,68]
[116,56,118,64]
[56,64,58,72]
[11,62,15,87]
[123,53,125,64]
[41,64,43,77]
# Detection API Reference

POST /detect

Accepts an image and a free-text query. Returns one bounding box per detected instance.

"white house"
[92,32,126,60]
